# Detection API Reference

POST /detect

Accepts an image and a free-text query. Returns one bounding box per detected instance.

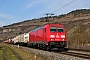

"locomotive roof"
[30,26,43,32]
[44,23,64,27]
[30,23,64,32]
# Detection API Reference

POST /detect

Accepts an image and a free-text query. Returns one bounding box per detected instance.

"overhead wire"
[47,0,65,13]
[81,2,90,8]
[52,0,77,13]
[46,0,90,15]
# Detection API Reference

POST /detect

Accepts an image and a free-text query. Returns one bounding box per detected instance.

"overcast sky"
[0,0,90,27]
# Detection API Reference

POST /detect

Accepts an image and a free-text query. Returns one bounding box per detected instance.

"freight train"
[5,23,67,50]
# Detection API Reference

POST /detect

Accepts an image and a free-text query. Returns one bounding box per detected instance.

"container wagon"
[24,33,29,45]
[13,35,20,44]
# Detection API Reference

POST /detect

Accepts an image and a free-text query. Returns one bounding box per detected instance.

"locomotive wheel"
[42,44,46,50]
[58,47,64,51]
[45,46,51,51]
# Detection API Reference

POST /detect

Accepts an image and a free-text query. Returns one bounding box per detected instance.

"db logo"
[56,35,59,38]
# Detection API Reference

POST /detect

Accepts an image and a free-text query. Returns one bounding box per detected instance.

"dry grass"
[7,44,50,60]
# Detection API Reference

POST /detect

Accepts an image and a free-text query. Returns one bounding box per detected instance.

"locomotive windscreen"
[50,27,56,32]
[50,27,64,32]
[57,28,64,32]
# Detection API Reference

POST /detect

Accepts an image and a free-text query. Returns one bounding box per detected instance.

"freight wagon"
[13,35,20,44]
[24,33,29,45]
[13,33,28,45]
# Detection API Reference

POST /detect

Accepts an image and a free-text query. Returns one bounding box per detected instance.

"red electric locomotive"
[28,23,67,50]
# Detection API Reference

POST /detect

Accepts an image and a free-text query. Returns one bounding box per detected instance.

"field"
[0,46,3,60]
[0,43,50,60]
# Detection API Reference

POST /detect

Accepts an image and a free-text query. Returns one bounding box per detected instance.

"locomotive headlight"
[50,35,55,38]
[61,35,65,38]
[51,39,54,41]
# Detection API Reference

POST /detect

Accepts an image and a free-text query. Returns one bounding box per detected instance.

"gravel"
[14,45,89,60]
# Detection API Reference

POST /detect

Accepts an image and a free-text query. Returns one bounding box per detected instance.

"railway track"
[67,48,90,56]
[13,44,90,60]
[59,51,90,59]
[68,48,90,52]
[51,48,90,59]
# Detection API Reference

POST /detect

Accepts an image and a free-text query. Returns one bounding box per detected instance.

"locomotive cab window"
[57,28,64,32]
[50,27,56,32]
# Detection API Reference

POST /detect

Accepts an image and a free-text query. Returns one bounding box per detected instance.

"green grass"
[0,49,3,60]
[3,45,18,60]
